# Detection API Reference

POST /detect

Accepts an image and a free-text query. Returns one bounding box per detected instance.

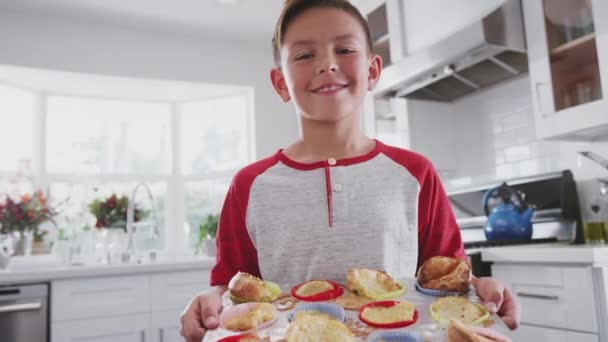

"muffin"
[417,256,471,293]
[346,268,403,299]
[228,272,279,303]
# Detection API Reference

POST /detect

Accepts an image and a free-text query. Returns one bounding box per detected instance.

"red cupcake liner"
[290,280,344,301]
[358,300,418,329]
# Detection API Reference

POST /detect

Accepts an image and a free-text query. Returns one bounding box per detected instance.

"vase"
[95,228,128,264]
[31,240,50,255]
[13,230,34,256]
[204,237,217,258]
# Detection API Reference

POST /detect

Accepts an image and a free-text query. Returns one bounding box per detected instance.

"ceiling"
[0,64,247,102]
[0,0,290,42]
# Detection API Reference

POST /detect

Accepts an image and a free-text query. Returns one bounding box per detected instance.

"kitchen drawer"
[492,264,597,333]
[512,324,598,342]
[52,313,149,342]
[52,275,149,321]
[149,270,209,311]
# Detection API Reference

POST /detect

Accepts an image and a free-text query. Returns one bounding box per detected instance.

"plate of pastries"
[204,257,512,342]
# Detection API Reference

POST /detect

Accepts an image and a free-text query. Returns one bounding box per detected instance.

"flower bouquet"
[0,191,57,255]
[88,193,146,231]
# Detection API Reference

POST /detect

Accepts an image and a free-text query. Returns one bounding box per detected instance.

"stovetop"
[463,237,559,249]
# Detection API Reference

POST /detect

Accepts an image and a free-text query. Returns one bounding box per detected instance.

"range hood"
[374,0,527,102]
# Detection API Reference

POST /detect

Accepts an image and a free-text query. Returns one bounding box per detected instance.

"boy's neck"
[283,115,375,163]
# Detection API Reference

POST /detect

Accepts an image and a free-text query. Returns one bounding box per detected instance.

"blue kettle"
[482,182,534,241]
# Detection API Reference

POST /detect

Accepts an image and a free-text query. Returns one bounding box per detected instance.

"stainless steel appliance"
[448,170,582,276]
[375,0,527,102]
[0,283,49,342]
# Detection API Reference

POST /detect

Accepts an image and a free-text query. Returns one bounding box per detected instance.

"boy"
[180,1,519,340]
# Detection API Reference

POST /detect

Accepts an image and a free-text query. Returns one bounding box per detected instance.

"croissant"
[228,272,272,303]
[346,268,401,299]
[447,319,509,342]
[417,256,471,292]
[223,303,276,332]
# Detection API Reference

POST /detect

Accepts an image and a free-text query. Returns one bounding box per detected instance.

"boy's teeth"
[317,85,343,92]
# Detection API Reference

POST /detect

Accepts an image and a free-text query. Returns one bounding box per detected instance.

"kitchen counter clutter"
[0,254,215,285]
[482,243,608,342]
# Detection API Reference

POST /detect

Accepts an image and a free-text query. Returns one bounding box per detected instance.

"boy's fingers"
[180,312,206,342]
[472,277,504,313]
[200,294,222,330]
[498,287,520,330]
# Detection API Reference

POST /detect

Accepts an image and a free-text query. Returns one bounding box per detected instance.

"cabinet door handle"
[0,302,42,313]
[516,292,559,300]
[140,330,145,342]
[159,328,164,342]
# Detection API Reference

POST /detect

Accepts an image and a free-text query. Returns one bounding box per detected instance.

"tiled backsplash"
[407,75,608,193]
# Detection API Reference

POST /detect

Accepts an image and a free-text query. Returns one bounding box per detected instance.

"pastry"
[295,280,334,297]
[430,297,489,325]
[334,292,373,310]
[224,303,276,332]
[447,319,511,342]
[417,256,471,292]
[228,272,278,303]
[346,268,402,299]
[360,301,415,324]
[286,311,355,342]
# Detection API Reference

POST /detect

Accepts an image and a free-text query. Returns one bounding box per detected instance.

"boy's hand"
[180,287,224,342]
[471,277,520,330]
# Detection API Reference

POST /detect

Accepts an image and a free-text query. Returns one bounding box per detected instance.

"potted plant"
[197,214,218,257]
[0,191,57,256]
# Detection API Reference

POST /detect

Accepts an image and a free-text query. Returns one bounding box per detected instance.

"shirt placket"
[324,157,337,227]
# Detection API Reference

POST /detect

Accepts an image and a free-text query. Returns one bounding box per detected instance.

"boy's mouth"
[311,83,349,95]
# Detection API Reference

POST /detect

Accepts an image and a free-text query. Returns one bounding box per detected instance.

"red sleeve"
[209,178,261,286]
[416,164,466,268]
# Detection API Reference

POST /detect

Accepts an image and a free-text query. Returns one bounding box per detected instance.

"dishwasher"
[0,283,49,342]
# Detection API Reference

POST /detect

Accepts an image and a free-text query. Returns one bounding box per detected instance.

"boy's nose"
[319,65,338,74]
[317,56,338,74]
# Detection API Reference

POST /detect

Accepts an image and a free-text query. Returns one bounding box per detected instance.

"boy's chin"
[303,112,356,123]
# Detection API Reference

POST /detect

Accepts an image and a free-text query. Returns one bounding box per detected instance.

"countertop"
[481,242,608,265]
[0,255,215,285]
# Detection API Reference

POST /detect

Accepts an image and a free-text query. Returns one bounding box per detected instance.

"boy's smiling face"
[271,7,382,123]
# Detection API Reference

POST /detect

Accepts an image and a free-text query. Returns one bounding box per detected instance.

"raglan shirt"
[209,140,465,289]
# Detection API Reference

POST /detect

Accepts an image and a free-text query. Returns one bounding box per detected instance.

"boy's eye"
[295,53,313,60]
[337,48,355,54]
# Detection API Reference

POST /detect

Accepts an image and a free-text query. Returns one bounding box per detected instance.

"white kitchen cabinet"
[523,0,608,141]
[51,270,210,342]
[491,264,601,340]
[359,0,407,69]
[52,275,150,321]
[52,314,150,342]
[512,325,598,342]
[150,309,183,342]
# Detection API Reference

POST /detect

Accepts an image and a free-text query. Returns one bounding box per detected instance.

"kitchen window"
[0,73,254,255]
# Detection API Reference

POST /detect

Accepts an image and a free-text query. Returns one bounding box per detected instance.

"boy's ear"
[367,54,383,91]
[270,68,291,102]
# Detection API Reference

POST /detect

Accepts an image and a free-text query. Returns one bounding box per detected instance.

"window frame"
[1,82,255,255]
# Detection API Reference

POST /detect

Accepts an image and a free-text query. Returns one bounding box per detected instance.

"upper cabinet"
[357,0,407,69]
[523,0,608,141]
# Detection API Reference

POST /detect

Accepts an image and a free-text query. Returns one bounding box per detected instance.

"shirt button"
[328,157,337,166]
[333,183,343,192]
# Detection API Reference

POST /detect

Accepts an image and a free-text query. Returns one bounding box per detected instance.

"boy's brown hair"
[271,0,373,68]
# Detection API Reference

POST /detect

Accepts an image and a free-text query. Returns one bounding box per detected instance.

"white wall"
[0,10,298,159]
[407,76,608,190]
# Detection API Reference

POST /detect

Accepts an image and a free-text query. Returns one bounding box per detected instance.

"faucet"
[124,182,160,263]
